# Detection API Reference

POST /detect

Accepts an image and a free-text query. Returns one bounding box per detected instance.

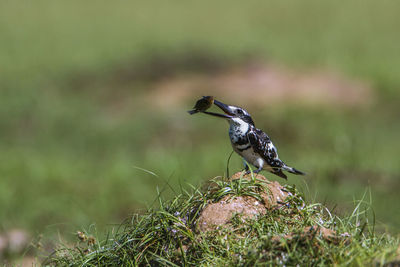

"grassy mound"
[47,172,399,266]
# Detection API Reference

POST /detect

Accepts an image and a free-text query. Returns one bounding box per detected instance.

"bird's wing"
[247,128,284,170]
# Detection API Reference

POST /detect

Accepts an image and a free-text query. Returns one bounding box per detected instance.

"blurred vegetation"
[0,0,399,255]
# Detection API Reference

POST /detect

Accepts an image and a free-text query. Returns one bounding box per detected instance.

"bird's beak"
[213,100,235,116]
[202,99,235,119]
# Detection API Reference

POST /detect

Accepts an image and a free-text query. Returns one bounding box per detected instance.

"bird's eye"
[237,110,243,114]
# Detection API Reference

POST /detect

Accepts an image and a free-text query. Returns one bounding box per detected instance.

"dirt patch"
[147,62,373,109]
[197,195,266,232]
[197,172,290,232]
[229,172,289,208]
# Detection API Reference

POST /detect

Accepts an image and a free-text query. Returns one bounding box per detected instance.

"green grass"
[0,1,400,260]
[46,175,399,266]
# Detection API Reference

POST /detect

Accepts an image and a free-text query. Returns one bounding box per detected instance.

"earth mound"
[47,172,399,266]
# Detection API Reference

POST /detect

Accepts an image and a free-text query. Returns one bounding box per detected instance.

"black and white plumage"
[204,100,305,179]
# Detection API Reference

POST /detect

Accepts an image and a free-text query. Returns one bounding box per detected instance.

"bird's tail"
[283,165,306,176]
[187,110,198,115]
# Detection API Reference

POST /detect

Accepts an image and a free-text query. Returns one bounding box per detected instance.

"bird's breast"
[229,128,249,145]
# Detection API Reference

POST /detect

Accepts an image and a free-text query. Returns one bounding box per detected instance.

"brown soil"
[229,172,290,208]
[196,195,266,232]
[197,172,289,232]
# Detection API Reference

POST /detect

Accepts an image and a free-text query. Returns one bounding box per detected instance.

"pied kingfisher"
[204,100,305,179]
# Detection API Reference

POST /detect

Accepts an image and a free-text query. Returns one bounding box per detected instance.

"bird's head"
[204,100,255,126]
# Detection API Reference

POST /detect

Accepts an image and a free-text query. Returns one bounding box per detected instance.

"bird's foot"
[253,168,263,174]
[244,169,261,175]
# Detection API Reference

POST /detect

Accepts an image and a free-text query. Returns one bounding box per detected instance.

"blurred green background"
[1,0,399,251]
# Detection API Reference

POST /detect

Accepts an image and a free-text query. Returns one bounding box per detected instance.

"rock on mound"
[197,172,290,232]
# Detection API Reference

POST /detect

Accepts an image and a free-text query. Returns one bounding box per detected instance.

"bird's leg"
[253,159,264,174]
[253,166,263,174]
[244,165,250,173]
[243,161,251,174]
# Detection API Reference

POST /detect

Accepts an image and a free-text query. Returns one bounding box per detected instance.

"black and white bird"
[204,100,305,179]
